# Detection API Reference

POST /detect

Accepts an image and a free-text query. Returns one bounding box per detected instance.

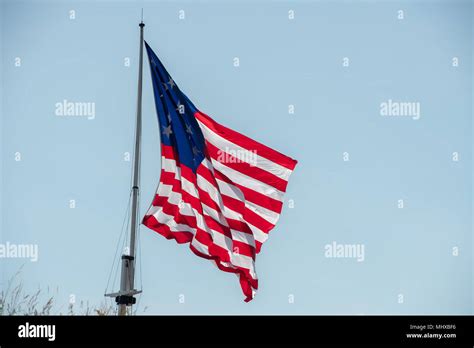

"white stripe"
[153,208,257,278]
[191,237,209,255]
[150,186,256,255]
[210,158,284,202]
[152,208,196,234]
[151,185,250,248]
[160,156,278,228]
[147,185,193,216]
[197,170,277,230]
[151,157,270,264]
[245,201,279,225]
[196,173,242,221]
[160,158,240,225]
[214,177,245,201]
[162,156,180,173]
[181,176,199,198]
[231,230,256,248]
[150,183,261,253]
[247,223,268,246]
[197,119,292,181]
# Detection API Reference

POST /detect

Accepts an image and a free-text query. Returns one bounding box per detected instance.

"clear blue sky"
[1,0,472,314]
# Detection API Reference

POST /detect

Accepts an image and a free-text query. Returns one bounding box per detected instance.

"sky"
[0,0,472,314]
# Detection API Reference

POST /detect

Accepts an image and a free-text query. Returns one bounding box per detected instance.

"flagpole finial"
[140,8,144,27]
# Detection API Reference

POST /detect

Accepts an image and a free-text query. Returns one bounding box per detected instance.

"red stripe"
[189,244,256,302]
[205,141,289,192]
[158,172,230,237]
[146,195,258,271]
[220,194,274,233]
[159,170,204,214]
[179,164,274,238]
[151,178,257,259]
[142,214,193,244]
[191,236,257,289]
[145,137,288,301]
[158,149,276,244]
[232,240,256,259]
[161,144,178,160]
[162,144,283,214]
[195,111,297,170]
[162,142,284,215]
[154,191,256,255]
[213,168,283,214]
[145,200,258,293]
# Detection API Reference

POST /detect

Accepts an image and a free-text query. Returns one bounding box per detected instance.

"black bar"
[114,295,136,305]
[0,315,473,346]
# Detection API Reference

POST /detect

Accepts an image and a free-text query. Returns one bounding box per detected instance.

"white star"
[167,113,172,122]
[192,146,201,156]
[185,124,193,135]
[162,125,173,138]
[168,77,176,89]
[162,82,169,91]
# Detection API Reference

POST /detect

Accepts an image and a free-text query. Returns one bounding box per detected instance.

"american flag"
[142,42,297,302]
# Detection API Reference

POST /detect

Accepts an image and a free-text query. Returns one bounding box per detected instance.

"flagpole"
[108,19,145,316]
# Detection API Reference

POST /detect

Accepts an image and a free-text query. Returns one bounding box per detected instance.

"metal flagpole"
[106,19,144,316]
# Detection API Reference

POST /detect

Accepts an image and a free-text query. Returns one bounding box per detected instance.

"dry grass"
[0,267,117,316]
